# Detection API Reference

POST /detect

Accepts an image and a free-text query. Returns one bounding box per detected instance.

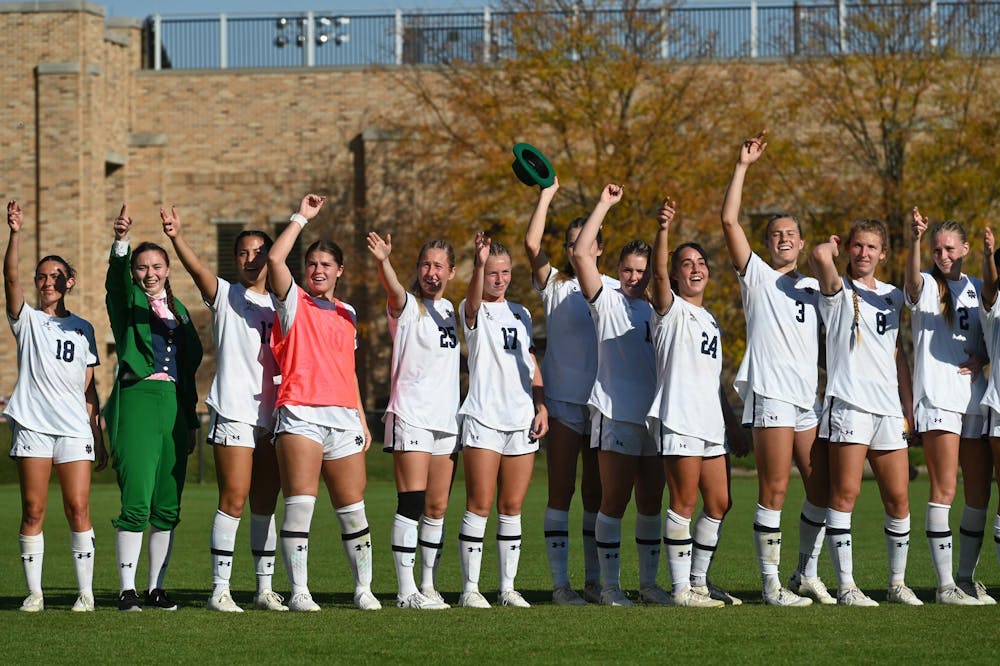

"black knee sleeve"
[396,490,425,521]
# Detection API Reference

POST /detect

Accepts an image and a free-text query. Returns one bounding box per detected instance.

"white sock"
[826,509,854,589]
[391,513,419,598]
[70,529,95,596]
[957,505,987,581]
[595,512,622,589]
[147,527,175,591]
[337,501,373,593]
[497,513,523,593]
[458,511,488,593]
[250,512,277,592]
[19,533,44,595]
[925,503,953,588]
[798,500,826,578]
[116,529,142,592]
[544,507,571,588]
[754,504,782,590]
[885,514,910,587]
[690,512,721,587]
[635,513,662,588]
[582,510,600,585]
[211,510,240,594]
[280,495,315,596]
[419,516,444,592]
[665,510,692,593]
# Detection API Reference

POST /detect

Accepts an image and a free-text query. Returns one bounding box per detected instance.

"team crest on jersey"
[513,313,522,321]
[885,297,893,305]
[179,313,191,324]
[74,328,84,336]
[805,287,815,294]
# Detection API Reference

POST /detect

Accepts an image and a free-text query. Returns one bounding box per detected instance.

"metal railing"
[144,2,1000,70]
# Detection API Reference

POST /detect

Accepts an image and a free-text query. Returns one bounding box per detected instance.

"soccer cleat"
[354,589,382,611]
[837,586,879,607]
[19,592,44,612]
[599,584,634,607]
[419,588,450,607]
[957,579,997,605]
[763,586,812,607]
[71,592,95,612]
[253,589,289,611]
[886,584,923,606]
[638,584,673,606]
[457,590,491,608]
[789,571,837,605]
[670,587,724,608]
[397,591,449,610]
[118,589,142,612]
[207,590,244,612]
[936,584,982,606]
[692,581,742,606]
[498,589,531,608]
[582,580,602,604]
[288,592,320,612]
[145,588,178,610]
[552,585,587,606]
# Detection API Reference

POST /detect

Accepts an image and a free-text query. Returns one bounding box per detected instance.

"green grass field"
[2,442,1000,664]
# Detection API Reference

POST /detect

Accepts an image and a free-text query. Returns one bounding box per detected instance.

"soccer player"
[367,231,458,610]
[160,208,286,612]
[720,133,831,606]
[5,200,106,612]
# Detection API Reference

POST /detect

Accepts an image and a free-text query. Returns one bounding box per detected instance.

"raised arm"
[983,227,997,308]
[464,231,490,327]
[720,132,766,273]
[5,200,24,317]
[269,194,325,301]
[161,206,218,303]
[810,235,843,295]
[571,184,623,301]
[524,178,559,288]
[904,206,927,304]
[651,197,676,314]
[365,231,407,316]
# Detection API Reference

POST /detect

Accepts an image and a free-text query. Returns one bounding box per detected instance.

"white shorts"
[8,419,95,464]
[461,417,538,456]
[913,398,982,439]
[742,392,820,432]
[819,398,906,451]
[383,413,460,456]
[590,413,657,457]
[653,421,727,458]
[982,407,1000,438]
[207,410,270,449]
[274,408,365,461]
[546,398,591,435]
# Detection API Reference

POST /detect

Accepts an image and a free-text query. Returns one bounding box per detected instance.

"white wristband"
[290,213,308,228]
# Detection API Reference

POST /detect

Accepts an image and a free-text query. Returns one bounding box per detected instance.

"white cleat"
[670,587,724,608]
[20,592,44,613]
[498,589,531,608]
[207,590,244,612]
[693,581,742,606]
[354,589,382,611]
[763,585,812,607]
[886,584,923,606]
[288,591,321,612]
[957,579,997,605]
[457,590,491,608]
[936,584,982,606]
[638,584,673,606]
[419,587,449,607]
[71,591,95,612]
[837,586,879,607]
[599,584,634,607]
[789,571,837,605]
[254,589,289,611]
[552,585,587,606]
[582,580,602,604]
[397,591,449,610]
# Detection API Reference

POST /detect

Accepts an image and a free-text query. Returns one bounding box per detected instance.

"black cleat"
[118,589,143,612]
[145,588,178,610]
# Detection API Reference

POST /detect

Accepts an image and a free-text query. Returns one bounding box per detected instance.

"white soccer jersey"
[978,295,1000,413]
[205,278,279,429]
[647,294,725,443]
[733,252,821,410]
[908,272,986,415]
[820,276,904,416]
[458,299,536,431]
[4,303,99,437]
[536,269,619,405]
[587,286,656,425]
[385,293,460,434]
